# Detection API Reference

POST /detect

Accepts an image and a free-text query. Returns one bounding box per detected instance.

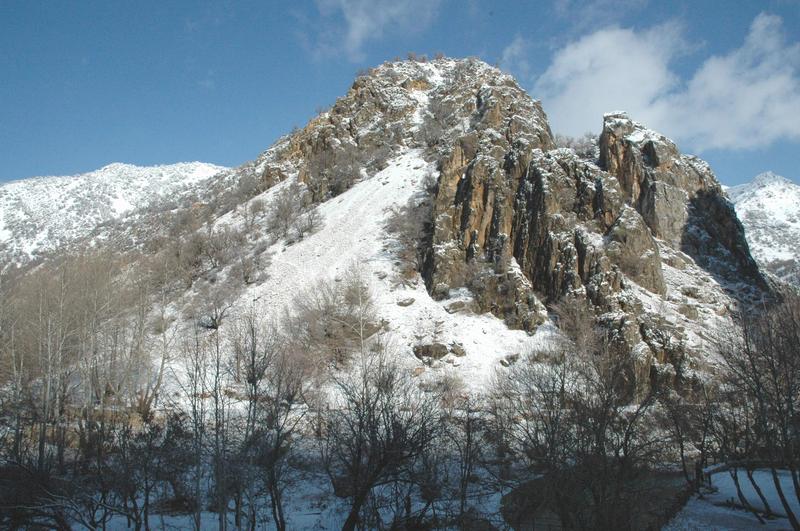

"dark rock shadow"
[680,189,772,305]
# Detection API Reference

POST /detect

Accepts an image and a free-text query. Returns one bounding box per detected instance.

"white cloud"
[533,22,684,136]
[310,0,442,61]
[500,35,532,80]
[532,13,800,151]
[660,14,800,150]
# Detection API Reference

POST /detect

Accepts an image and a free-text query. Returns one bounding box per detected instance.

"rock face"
[419,101,771,396]
[160,59,772,397]
[600,113,766,295]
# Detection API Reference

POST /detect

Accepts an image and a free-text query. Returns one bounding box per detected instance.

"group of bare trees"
[554,133,598,161]
[703,295,800,527]
[2,235,799,530]
[267,182,321,242]
[0,250,178,528]
[385,171,436,282]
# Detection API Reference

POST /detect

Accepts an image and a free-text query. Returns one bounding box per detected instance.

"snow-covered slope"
[226,150,555,389]
[728,172,800,285]
[0,161,227,265]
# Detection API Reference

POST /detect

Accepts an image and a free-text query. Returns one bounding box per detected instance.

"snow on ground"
[235,150,552,389]
[666,469,799,530]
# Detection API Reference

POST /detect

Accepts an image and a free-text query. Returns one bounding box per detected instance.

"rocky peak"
[598,111,766,295]
[599,112,717,245]
[217,58,772,398]
[728,172,800,285]
[418,102,771,397]
[751,171,793,188]
[247,57,554,202]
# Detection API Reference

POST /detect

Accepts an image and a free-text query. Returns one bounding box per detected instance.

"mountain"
[0,161,227,266]
[0,56,785,530]
[1,57,773,396]
[164,57,770,395]
[728,172,800,285]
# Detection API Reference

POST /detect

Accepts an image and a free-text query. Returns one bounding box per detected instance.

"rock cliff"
[243,58,773,396]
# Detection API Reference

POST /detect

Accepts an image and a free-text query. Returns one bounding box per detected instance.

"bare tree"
[292,207,322,240]
[241,199,265,235]
[285,267,377,368]
[491,323,667,529]
[319,348,440,531]
[715,297,800,529]
[268,182,306,239]
[554,132,598,160]
[385,178,434,281]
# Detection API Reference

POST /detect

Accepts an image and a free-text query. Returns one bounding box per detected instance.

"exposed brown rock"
[413,343,450,362]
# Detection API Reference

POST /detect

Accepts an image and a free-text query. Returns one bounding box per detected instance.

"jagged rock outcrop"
[421,95,771,395]
[424,79,555,330]
[599,112,767,296]
[163,60,773,396]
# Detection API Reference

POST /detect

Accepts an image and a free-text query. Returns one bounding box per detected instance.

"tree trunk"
[770,467,800,530]
[268,474,286,531]
[730,468,765,524]
[342,488,370,531]
[746,467,773,517]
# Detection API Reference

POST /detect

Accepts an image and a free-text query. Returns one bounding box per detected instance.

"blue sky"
[1,0,798,185]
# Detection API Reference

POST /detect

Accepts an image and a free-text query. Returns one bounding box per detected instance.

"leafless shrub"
[554,132,598,161]
[420,119,444,148]
[293,208,322,240]
[230,252,261,285]
[268,183,306,239]
[242,198,265,234]
[307,145,363,199]
[490,327,668,528]
[284,266,376,367]
[550,295,601,358]
[188,282,235,330]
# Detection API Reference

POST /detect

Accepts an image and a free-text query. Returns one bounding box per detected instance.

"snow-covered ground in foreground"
[231,149,555,389]
[666,469,799,530]
[0,161,227,263]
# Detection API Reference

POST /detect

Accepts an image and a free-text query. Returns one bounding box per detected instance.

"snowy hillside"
[728,172,800,284]
[225,150,556,389]
[0,161,227,265]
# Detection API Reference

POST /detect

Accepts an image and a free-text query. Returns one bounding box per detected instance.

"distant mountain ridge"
[0,161,227,266]
[728,172,800,285]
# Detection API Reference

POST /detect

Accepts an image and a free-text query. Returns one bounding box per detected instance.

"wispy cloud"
[499,35,532,80]
[552,0,650,34]
[660,13,800,150]
[532,21,685,135]
[532,13,800,151]
[303,0,443,61]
